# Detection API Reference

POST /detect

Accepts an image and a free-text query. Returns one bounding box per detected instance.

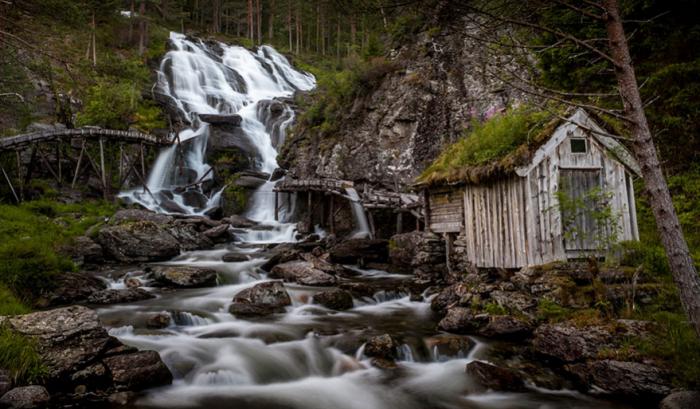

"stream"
[98,33,633,409]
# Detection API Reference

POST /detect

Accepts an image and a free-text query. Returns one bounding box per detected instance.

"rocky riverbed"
[0,209,694,408]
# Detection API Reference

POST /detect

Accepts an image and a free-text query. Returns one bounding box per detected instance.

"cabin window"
[570,138,587,153]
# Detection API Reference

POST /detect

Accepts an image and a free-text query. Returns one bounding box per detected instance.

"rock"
[430,283,472,314]
[64,236,104,265]
[269,261,336,286]
[489,290,536,313]
[300,253,350,276]
[388,231,424,273]
[565,360,672,399]
[70,362,109,388]
[229,281,291,317]
[222,215,256,228]
[103,351,173,391]
[198,113,242,126]
[466,361,525,392]
[165,223,213,251]
[222,253,250,262]
[313,289,354,310]
[260,244,301,271]
[533,323,613,362]
[107,391,136,406]
[438,307,485,334]
[151,266,218,288]
[35,272,106,308]
[425,335,475,360]
[234,171,270,188]
[479,315,533,339]
[270,168,286,181]
[328,239,389,264]
[660,391,700,409]
[203,224,231,242]
[364,334,398,359]
[0,370,12,398]
[97,221,180,262]
[0,386,50,408]
[110,209,173,225]
[87,288,155,305]
[146,313,171,329]
[124,277,142,288]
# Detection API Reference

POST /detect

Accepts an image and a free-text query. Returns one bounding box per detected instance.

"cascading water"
[99,33,634,409]
[120,32,315,221]
[345,187,372,239]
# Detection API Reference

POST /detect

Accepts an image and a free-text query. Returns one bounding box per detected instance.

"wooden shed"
[418,108,641,268]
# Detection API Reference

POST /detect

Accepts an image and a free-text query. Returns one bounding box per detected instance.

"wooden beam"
[329,194,335,234]
[1,165,20,203]
[99,137,107,200]
[397,211,403,235]
[274,191,279,221]
[15,150,23,200]
[71,140,86,189]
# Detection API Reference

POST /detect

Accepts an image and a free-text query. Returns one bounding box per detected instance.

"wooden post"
[329,194,335,234]
[367,210,376,239]
[396,211,403,234]
[15,150,23,200]
[72,140,86,189]
[423,189,430,232]
[1,166,19,203]
[274,191,279,221]
[56,142,62,185]
[307,190,313,229]
[99,137,107,199]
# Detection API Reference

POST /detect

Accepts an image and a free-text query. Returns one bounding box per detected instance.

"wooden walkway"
[0,127,171,151]
[0,127,171,203]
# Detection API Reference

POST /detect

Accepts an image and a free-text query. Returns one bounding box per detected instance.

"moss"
[484,302,508,315]
[417,106,558,186]
[0,325,47,384]
[536,298,571,323]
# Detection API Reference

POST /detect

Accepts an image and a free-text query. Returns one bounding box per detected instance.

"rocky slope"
[280,18,528,189]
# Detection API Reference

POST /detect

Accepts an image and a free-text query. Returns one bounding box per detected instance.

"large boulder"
[1,306,172,394]
[388,231,425,273]
[438,307,485,334]
[313,289,354,310]
[466,361,525,392]
[110,209,173,225]
[97,221,180,262]
[0,370,12,398]
[102,351,173,391]
[228,281,291,317]
[35,272,106,308]
[0,385,50,408]
[63,236,104,265]
[269,261,336,286]
[87,288,155,305]
[328,239,389,265]
[430,283,473,314]
[425,335,475,361]
[150,266,218,288]
[478,315,533,339]
[222,215,256,228]
[660,391,700,409]
[565,360,672,400]
[533,323,613,362]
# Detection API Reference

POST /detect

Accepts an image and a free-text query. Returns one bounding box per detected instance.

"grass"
[0,199,116,302]
[417,106,555,185]
[0,325,47,384]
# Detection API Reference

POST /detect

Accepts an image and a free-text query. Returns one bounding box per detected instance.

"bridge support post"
[307,191,312,230]
[15,151,23,200]
[329,195,335,234]
[72,140,86,189]
[396,211,403,235]
[1,166,19,203]
[274,192,279,221]
[99,137,107,200]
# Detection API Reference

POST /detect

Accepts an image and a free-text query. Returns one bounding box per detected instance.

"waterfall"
[120,32,315,220]
[345,187,372,239]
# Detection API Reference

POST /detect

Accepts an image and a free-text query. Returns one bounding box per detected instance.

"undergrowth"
[0,325,47,384]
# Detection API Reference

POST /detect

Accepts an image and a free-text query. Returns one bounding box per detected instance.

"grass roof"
[417,106,560,186]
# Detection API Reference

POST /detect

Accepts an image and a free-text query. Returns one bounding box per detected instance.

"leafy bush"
[76,79,139,129]
[0,325,47,384]
[617,240,670,277]
[536,298,571,322]
[0,286,30,316]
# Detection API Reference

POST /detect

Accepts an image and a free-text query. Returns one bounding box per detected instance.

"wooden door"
[559,169,604,252]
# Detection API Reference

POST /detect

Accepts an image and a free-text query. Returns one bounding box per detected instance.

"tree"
[457,0,700,338]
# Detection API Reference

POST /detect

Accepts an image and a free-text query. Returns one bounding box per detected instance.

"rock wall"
[281,18,529,189]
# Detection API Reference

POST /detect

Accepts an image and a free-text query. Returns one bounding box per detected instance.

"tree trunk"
[336,19,340,60]
[603,0,700,338]
[247,0,253,41]
[256,0,261,44]
[287,0,292,51]
[320,1,325,55]
[268,0,274,40]
[138,0,146,56]
[212,0,221,33]
[91,12,97,65]
[128,0,135,42]
[350,13,356,52]
[295,4,300,54]
[315,3,320,53]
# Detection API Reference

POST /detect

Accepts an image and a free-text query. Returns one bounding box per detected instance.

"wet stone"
[466,361,525,392]
[0,385,50,409]
[312,289,354,310]
[229,281,292,317]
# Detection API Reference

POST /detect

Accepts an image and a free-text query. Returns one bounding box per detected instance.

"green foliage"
[388,12,427,45]
[628,311,700,388]
[617,240,670,277]
[0,200,116,301]
[418,106,553,184]
[0,286,30,316]
[0,325,47,384]
[536,298,571,322]
[484,302,507,315]
[76,79,139,130]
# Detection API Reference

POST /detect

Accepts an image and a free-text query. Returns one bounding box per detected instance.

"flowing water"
[101,34,632,409]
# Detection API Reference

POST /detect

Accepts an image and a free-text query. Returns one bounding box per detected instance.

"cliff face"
[280,19,529,190]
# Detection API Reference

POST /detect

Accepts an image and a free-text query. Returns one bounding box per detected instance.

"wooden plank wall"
[463,176,529,268]
[429,188,463,233]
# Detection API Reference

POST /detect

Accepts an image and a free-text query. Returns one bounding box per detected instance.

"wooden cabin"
[418,108,641,269]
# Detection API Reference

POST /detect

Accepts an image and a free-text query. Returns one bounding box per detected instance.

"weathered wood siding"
[463,176,528,268]
[428,187,463,233]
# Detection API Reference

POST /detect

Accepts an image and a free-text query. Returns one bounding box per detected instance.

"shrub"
[76,79,139,129]
[536,298,570,322]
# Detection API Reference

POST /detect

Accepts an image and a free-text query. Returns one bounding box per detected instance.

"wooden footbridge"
[274,177,424,236]
[0,127,172,202]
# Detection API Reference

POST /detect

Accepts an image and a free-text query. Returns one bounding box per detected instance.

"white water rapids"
[120,32,314,229]
[100,34,631,409]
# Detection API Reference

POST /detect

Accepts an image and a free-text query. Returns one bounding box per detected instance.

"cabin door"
[559,169,605,252]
